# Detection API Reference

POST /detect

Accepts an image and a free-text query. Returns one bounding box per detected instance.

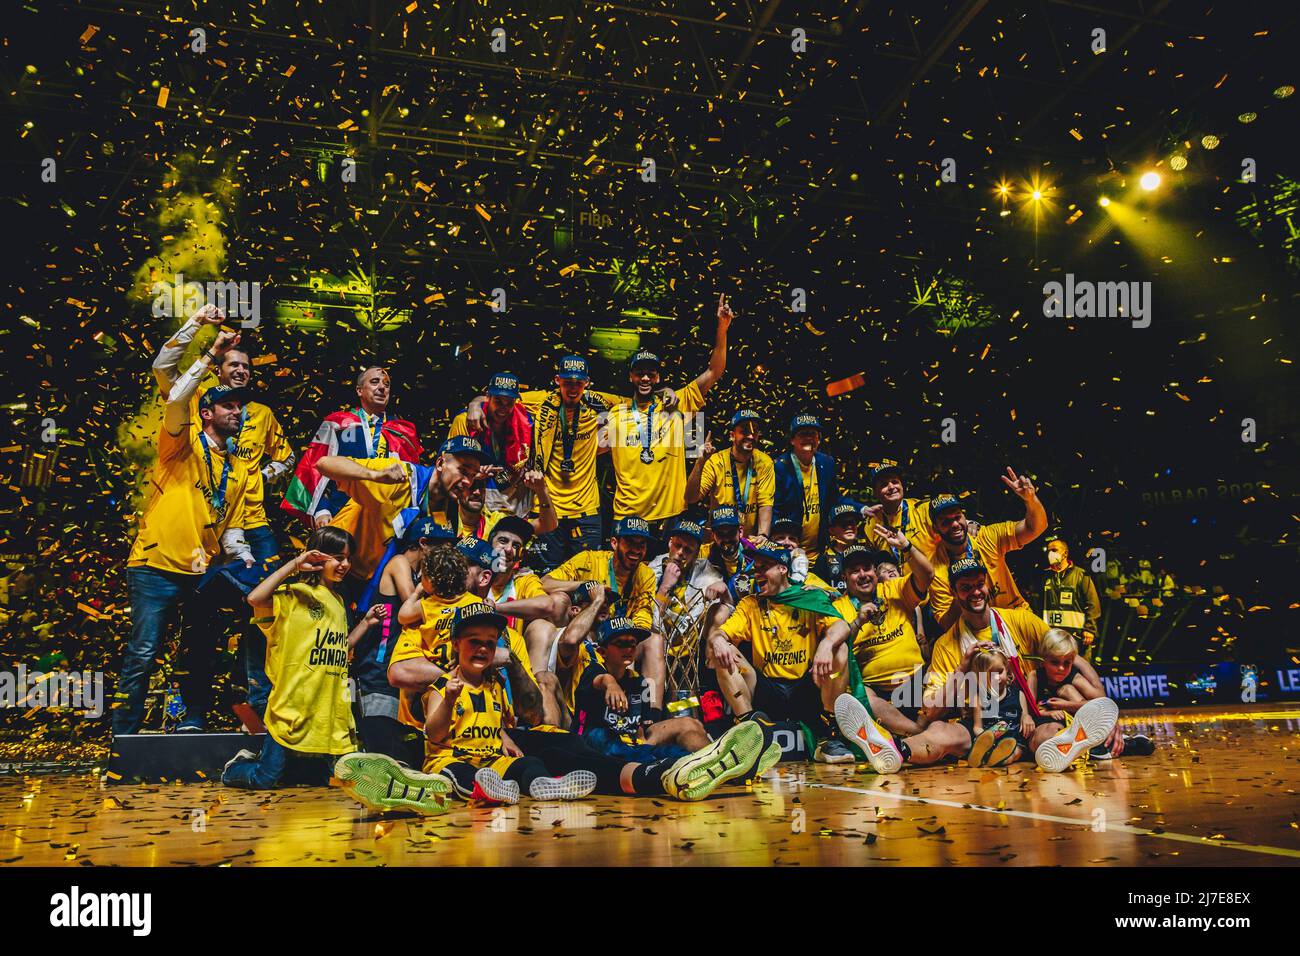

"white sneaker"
[834,694,902,774]
[472,767,521,804]
[528,770,597,801]
[222,748,257,775]
[1035,698,1119,772]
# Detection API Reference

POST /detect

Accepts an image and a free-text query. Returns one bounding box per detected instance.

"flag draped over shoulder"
[469,402,533,472]
[280,410,423,524]
[765,585,842,618]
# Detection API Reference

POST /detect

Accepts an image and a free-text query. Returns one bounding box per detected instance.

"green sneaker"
[661,721,764,802]
[333,752,453,815]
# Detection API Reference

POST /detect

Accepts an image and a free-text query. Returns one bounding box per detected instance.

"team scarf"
[281,408,423,524]
[530,390,613,474]
[958,607,1043,718]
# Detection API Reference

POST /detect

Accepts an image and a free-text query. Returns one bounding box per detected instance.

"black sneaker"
[814,736,856,764]
[1124,733,1156,756]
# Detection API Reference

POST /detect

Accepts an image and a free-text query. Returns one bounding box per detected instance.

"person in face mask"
[1040,533,1101,660]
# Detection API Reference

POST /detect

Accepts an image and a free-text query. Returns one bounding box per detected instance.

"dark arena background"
[0,0,1297,930]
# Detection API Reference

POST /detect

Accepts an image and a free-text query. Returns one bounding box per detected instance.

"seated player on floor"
[706,543,857,764]
[335,603,779,810]
[1037,628,1152,758]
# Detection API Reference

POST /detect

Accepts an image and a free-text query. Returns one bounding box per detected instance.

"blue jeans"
[583,727,689,763]
[240,525,280,716]
[221,734,338,790]
[114,567,200,735]
[536,513,603,570]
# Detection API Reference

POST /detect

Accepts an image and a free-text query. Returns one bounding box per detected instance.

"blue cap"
[450,602,507,639]
[829,501,862,525]
[612,516,651,539]
[870,459,903,484]
[597,616,650,645]
[628,349,660,369]
[730,409,762,429]
[455,537,496,569]
[199,384,253,409]
[669,518,705,542]
[770,512,800,533]
[948,556,987,583]
[557,355,590,380]
[400,516,456,547]
[842,544,890,569]
[788,413,823,435]
[930,494,964,516]
[485,372,520,398]
[709,506,741,529]
[440,436,493,464]
[742,543,793,570]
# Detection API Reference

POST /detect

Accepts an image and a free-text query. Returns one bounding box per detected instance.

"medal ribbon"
[729,451,754,517]
[639,396,658,462]
[202,435,233,519]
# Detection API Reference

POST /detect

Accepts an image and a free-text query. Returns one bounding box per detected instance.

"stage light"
[1099,196,1111,207]
[1139,171,1161,191]
[1238,111,1257,124]
[1031,189,1042,201]
[1169,154,1188,171]
[1275,85,1295,99]
[1201,134,1220,150]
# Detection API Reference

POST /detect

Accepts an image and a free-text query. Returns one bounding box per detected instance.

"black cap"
[488,514,535,545]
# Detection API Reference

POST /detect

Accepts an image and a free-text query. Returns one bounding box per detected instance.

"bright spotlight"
[1099,196,1111,207]
[1031,189,1042,201]
[1139,171,1161,191]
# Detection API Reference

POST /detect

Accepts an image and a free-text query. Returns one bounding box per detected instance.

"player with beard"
[811,502,865,593]
[448,371,537,517]
[687,410,774,542]
[707,544,858,764]
[539,518,669,726]
[833,525,934,702]
[149,304,295,720]
[918,558,1121,770]
[313,436,493,589]
[647,518,730,637]
[925,467,1048,632]
[606,295,732,543]
[768,514,835,592]
[454,469,557,542]
[115,329,256,735]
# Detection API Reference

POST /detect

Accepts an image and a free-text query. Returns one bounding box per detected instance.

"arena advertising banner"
[1097,661,1300,706]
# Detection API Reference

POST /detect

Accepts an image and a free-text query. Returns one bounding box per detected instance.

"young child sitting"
[222,528,381,790]
[964,644,1037,767]
[1037,628,1154,758]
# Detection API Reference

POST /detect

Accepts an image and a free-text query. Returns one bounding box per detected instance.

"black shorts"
[752,671,823,726]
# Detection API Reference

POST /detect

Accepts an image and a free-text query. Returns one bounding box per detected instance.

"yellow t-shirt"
[255,581,357,755]
[833,575,926,687]
[490,571,546,603]
[194,383,292,530]
[926,607,1047,692]
[330,457,451,580]
[606,382,706,521]
[519,388,623,520]
[927,520,1027,622]
[422,673,515,773]
[797,458,821,556]
[698,449,776,535]
[457,507,508,541]
[126,425,252,575]
[548,550,656,630]
[719,595,841,680]
[865,497,938,565]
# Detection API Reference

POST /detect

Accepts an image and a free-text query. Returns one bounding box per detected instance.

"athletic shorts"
[752,671,823,727]
[424,750,521,777]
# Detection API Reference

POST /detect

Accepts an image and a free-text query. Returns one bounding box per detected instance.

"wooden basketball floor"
[3,704,1298,867]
